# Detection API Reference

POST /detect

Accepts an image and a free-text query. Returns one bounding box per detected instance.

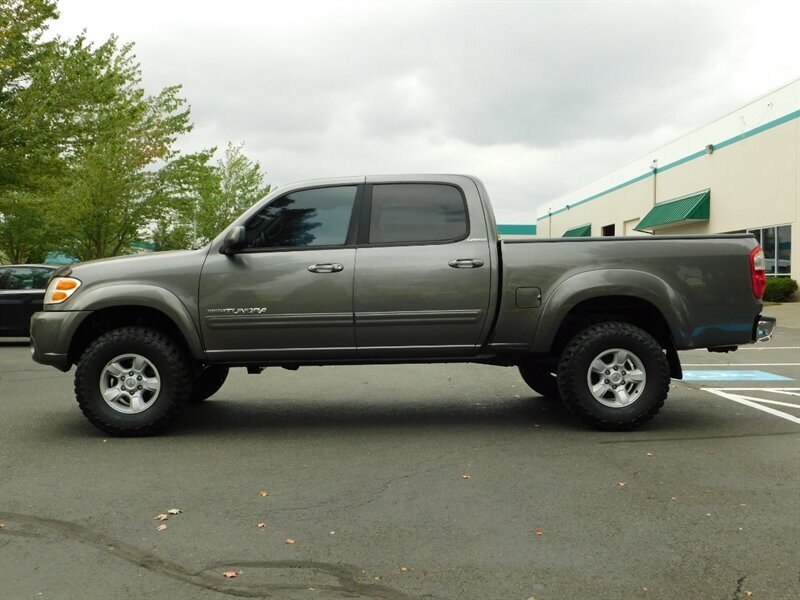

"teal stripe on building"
[538,109,800,222]
[498,224,537,235]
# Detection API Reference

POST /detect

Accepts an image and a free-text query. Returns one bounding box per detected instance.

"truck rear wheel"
[517,363,560,399]
[189,366,229,403]
[557,322,669,431]
[74,327,191,436]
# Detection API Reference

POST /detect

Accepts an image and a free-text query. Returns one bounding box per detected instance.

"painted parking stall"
[703,388,800,425]
[678,326,800,423]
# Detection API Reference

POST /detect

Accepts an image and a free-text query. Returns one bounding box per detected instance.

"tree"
[196,142,271,244]
[0,0,61,263]
[0,0,199,262]
[150,149,218,251]
[0,3,270,261]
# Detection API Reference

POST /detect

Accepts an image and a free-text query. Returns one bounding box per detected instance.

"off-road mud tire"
[557,322,670,431]
[74,327,191,436]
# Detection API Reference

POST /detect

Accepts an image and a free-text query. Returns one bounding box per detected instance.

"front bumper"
[755,315,776,343]
[29,310,92,371]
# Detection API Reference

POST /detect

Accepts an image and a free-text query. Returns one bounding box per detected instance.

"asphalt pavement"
[1,306,798,600]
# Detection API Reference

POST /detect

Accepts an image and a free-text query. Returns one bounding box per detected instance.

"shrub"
[764,277,798,302]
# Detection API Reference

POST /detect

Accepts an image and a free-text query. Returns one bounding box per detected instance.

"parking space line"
[703,387,800,392]
[728,396,799,409]
[683,363,800,366]
[738,346,800,350]
[704,388,800,425]
[770,390,800,397]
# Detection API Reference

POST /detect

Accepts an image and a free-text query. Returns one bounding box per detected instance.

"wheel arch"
[67,287,203,365]
[532,270,687,378]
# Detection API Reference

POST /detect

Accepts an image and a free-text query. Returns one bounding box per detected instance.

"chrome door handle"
[448,258,484,268]
[308,263,344,273]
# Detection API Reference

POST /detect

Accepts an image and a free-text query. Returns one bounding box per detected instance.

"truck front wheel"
[557,322,669,431]
[74,327,192,436]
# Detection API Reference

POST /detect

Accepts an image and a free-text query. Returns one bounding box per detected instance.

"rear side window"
[244,186,357,249]
[369,184,467,244]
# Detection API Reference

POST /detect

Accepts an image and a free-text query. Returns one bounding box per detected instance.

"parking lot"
[1,305,798,600]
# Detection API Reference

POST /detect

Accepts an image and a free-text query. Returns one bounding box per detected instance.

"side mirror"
[220,226,246,255]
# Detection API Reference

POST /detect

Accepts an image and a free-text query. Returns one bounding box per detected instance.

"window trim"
[747,223,792,277]
[357,182,471,248]
[236,183,364,254]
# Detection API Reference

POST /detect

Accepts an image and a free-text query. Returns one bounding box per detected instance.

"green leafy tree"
[50,34,197,261]
[195,142,271,244]
[0,3,270,261]
[0,0,60,191]
[150,149,218,251]
[0,0,61,263]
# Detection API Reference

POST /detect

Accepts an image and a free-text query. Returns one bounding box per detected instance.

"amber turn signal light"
[55,279,78,291]
[45,277,82,305]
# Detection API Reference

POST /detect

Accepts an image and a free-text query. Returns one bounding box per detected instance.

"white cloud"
[51,0,800,224]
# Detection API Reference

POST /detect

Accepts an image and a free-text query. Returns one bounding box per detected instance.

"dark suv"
[0,264,57,336]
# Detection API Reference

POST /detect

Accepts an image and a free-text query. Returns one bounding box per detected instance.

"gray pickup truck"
[30,175,775,435]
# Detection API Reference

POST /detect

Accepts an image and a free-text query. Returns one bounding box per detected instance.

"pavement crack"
[599,431,800,444]
[731,575,747,599]
[0,510,427,599]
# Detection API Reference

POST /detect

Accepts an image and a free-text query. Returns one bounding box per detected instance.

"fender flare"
[531,269,691,353]
[69,284,204,359]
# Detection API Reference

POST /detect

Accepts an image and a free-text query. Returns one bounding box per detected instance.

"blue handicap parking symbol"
[681,370,794,382]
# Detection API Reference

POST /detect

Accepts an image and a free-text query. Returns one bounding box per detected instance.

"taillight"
[749,246,766,299]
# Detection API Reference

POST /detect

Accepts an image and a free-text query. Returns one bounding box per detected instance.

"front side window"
[244,186,357,249]
[369,184,467,244]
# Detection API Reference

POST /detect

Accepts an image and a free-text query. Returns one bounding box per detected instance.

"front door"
[199,184,360,362]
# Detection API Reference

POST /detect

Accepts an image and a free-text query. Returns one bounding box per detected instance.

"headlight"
[45,277,82,305]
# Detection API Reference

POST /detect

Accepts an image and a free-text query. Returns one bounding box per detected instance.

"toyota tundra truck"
[30,175,776,435]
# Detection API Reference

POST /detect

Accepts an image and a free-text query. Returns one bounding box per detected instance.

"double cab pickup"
[30,175,775,435]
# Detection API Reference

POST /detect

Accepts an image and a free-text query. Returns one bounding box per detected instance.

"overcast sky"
[51,0,800,224]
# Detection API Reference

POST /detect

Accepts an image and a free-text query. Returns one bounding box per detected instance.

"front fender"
[531,269,690,353]
[66,284,204,359]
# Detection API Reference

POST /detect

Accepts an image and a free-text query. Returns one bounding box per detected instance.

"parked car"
[0,264,58,336]
[30,175,775,435]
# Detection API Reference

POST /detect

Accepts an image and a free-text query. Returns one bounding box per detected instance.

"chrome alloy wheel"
[586,348,647,408]
[99,354,161,414]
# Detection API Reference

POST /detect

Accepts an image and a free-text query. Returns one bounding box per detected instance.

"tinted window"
[3,267,53,290]
[369,184,467,244]
[244,186,357,249]
[777,225,791,274]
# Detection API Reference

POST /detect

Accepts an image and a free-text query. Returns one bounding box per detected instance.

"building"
[497,224,537,239]
[536,79,799,280]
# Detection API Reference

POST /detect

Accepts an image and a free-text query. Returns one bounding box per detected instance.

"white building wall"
[537,79,800,280]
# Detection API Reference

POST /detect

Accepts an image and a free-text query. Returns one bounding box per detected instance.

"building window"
[602,224,615,237]
[748,224,792,276]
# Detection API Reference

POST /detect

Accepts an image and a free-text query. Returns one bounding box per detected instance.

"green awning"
[635,189,710,232]
[562,224,591,237]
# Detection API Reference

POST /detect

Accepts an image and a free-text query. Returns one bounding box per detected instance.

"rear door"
[199,184,361,362]
[354,177,492,358]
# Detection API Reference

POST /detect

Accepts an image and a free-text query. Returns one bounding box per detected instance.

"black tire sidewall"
[558,323,669,429]
[75,327,190,435]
